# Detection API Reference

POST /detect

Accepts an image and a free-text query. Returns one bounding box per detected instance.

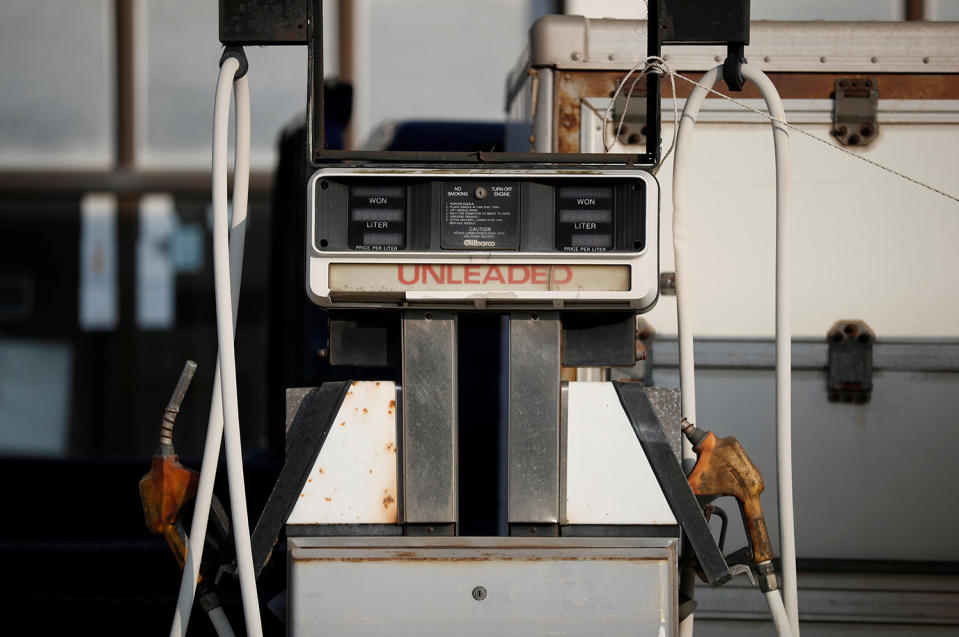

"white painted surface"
[513,20,959,337]
[137,194,176,329]
[643,121,959,339]
[287,381,399,525]
[79,193,118,330]
[564,382,676,525]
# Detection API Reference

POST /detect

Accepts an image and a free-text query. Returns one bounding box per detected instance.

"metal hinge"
[832,78,879,147]
[827,320,875,403]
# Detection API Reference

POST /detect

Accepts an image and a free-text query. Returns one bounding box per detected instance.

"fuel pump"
[140,2,802,636]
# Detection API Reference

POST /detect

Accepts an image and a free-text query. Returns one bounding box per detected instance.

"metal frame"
[306,0,661,166]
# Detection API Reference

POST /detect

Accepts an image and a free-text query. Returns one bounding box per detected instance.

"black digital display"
[348,186,406,250]
[555,186,614,252]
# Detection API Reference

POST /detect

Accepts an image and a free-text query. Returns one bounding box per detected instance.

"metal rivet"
[474,186,488,199]
[871,56,879,63]
[608,54,615,61]
[820,56,827,63]
[713,55,721,62]
[923,57,930,64]
[763,55,771,63]
[571,52,582,61]
[472,586,487,601]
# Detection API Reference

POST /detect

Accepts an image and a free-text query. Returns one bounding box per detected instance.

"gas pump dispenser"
[143,2,800,636]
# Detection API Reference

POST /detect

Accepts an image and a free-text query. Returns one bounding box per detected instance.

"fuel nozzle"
[682,419,779,592]
[139,360,200,569]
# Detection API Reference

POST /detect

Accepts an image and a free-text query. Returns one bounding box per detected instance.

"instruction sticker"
[440,182,519,250]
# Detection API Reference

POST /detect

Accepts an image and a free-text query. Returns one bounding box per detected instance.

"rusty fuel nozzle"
[683,420,777,590]
[139,361,199,570]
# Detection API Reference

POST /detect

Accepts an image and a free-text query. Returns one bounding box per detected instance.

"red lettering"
[531,266,548,285]
[464,265,480,284]
[508,266,530,284]
[482,266,505,285]
[445,265,463,284]
[398,265,419,285]
[551,266,572,285]
[423,265,444,284]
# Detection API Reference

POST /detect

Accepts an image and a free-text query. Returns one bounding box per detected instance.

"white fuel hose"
[672,64,798,636]
[208,606,237,637]
[765,590,792,637]
[170,54,261,637]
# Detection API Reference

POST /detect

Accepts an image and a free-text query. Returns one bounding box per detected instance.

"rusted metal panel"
[555,69,959,154]
[286,381,399,525]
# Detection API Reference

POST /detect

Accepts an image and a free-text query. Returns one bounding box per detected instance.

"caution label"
[440,182,519,250]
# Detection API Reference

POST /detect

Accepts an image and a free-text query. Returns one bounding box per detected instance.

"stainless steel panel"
[508,312,560,524]
[402,311,457,524]
[288,536,677,637]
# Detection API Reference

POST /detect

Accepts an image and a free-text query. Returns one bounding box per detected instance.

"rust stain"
[340,421,346,427]
[375,381,380,386]
[362,407,368,414]
[687,431,772,564]
[318,468,324,474]
[385,442,395,453]
[388,399,396,409]
[351,381,358,386]
[388,410,393,415]
[554,70,959,155]
[382,495,395,509]
[324,497,332,502]
[307,478,313,483]
[346,391,353,396]
[368,469,373,474]
[299,493,305,498]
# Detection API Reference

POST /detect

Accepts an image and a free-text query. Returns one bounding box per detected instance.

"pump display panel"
[307,167,659,310]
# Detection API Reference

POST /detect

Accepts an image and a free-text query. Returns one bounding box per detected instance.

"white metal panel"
[287,381,398,525]
[578,113,959,338]
[564,382,676,525]
[289,537,677,637]
[527,18,959,73]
